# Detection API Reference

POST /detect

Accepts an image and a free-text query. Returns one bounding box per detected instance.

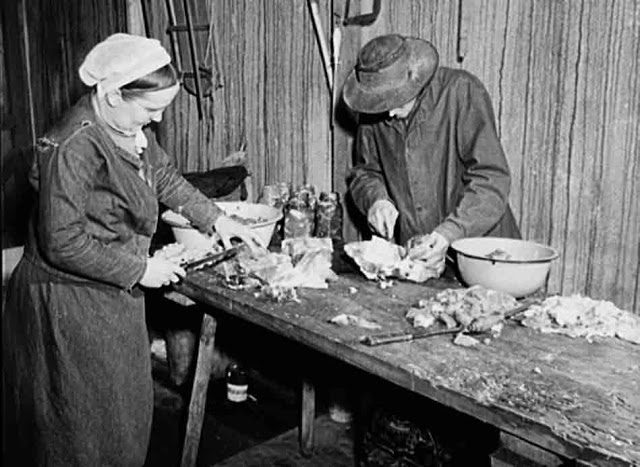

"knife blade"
[183,247,238,272]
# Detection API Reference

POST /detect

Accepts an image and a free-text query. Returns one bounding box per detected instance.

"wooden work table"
[173,259,640,467]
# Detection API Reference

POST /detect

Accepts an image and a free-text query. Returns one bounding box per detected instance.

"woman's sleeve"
[148,135,223,233]
[348,124,392,216]
[37,141,147,290]
[434,75,512,243]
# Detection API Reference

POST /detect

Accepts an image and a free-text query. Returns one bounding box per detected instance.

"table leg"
[490,432,565,466]
[299,378,316,457]
[180,313,217,467]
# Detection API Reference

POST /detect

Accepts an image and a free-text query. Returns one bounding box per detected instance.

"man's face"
[388,98,416,119]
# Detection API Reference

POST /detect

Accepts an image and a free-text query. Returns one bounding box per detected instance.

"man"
[344,34,520,277]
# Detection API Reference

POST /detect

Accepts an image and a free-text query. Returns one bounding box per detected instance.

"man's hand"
[367,199,399,240]
[214,215,267,253]
[140,257,186,288]
[407,231,449,276]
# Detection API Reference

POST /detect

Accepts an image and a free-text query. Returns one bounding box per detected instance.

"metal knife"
[183,247,238,272]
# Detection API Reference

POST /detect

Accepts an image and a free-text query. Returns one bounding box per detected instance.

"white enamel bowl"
[161,201,283,249]
[450,237,559,298]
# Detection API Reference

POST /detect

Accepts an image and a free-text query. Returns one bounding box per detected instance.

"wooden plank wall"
[19,0,128,135]
[1,0,128,247]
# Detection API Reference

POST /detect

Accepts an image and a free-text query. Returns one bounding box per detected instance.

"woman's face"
[111,84,180,131]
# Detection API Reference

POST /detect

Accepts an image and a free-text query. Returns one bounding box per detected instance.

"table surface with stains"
[176,255,640,466]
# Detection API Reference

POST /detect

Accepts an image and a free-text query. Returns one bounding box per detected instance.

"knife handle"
[184,247,237,272]
[360,332,415,346]
[361,327,463,347]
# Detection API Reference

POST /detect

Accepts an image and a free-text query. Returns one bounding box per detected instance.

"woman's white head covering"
[79,33,171,97]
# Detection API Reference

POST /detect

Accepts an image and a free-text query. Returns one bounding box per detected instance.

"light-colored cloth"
[2,246,23,287]
[135,128,148,154]
[79,33,170,96]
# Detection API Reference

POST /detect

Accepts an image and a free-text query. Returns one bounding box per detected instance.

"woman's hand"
[140,256,186,288]
[214,215,267,252]
[367,199,399,240]
[407,231,449,276]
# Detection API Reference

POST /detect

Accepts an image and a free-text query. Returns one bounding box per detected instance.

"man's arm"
[348,124,393,215]
[434,74,512,243]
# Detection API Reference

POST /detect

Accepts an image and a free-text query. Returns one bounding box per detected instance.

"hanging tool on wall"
[331,14,342,125]
[203,1,224,91]
[342,0,381,26]
[165,0,223,119]
[308,0,334,94]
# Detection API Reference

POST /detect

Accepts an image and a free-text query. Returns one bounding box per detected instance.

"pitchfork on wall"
[165,0,223,119]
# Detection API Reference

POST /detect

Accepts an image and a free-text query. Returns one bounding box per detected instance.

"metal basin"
[450,237,559,298]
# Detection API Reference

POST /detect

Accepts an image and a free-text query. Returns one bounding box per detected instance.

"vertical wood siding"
[24,0,128,133]
[1,0,127,247]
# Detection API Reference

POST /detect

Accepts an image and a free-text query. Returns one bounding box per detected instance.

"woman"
[2,33,263,466]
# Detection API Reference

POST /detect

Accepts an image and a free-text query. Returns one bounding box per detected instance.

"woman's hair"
[120,63,179,100]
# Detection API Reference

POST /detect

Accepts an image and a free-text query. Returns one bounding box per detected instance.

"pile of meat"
[406,286,519,334]
[344,236,439,283]
[521,295,640,344]
[218,237,337,302]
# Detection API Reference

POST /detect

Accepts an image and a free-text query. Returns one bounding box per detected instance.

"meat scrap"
[233,246,336,290]
[406,286,518,333]
[233,248,293,284]
[267,249,338,289]
[281,237,332,263]
[485,248,512,260]
[405,308,437,329]
[453,333,480,348]
[217,240,338,302]
[255,285,300,303]
[521,295,640,344]
[344,236,402,280]
[344,236,439,283]
[329,314,381,330]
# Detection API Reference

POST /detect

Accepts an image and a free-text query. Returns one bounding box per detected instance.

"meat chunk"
[344,236,439,283]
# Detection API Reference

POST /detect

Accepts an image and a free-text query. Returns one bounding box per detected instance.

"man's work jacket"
[349,67,520,245]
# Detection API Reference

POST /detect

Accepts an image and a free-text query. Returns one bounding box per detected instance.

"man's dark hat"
[343,34,439,114]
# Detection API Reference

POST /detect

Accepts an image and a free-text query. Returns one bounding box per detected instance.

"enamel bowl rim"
[450,237,559,264]
[161,201,283,230]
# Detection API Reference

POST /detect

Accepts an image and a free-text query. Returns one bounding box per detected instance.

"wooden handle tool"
[360,327,463,346]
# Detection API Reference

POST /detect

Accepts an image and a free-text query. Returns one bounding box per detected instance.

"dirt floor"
[144,343,355,466]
